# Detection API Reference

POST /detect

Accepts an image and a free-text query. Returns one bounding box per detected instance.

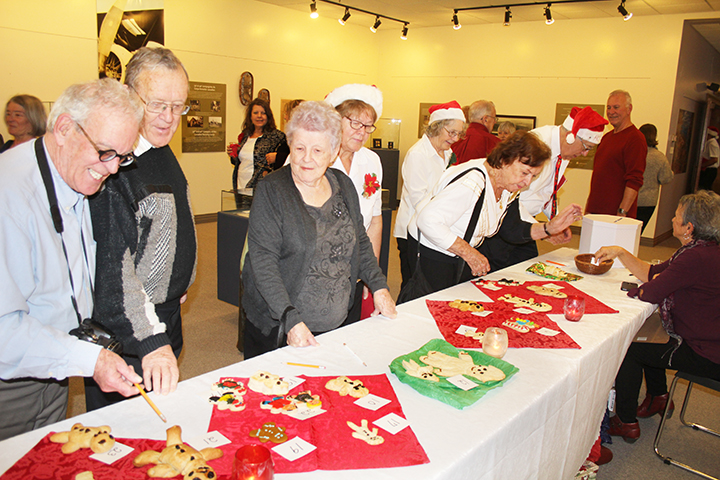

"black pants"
[614,339,720,423]
[84,300,184,412]
[476,235,538,272]
[407,236,473,294]
[636,206,656,234]
[396,237,412,290]
[699,167,718,192]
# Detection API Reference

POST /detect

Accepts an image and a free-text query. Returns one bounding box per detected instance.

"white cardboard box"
[578,215,642,267]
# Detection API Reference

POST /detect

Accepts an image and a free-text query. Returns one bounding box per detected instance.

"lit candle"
[483,327,509,358]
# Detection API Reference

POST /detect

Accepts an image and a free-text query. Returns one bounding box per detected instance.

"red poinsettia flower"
[363,173,381,198]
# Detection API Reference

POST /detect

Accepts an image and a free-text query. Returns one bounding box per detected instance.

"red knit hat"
[562,106,608,144]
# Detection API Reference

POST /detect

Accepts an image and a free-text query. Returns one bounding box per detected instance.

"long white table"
[0,248,655,479]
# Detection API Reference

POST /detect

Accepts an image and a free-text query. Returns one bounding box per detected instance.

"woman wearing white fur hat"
[325,83,384,322]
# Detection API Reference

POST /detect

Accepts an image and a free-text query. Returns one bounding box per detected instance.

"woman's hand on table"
[287,322,320,348]
[371,288,397,319]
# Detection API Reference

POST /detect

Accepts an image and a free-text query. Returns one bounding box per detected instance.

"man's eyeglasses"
[132,87,190,116]
[344,116,376,133]
[444,126,462,139]
[579,138,593,153]
[76,123,135,167]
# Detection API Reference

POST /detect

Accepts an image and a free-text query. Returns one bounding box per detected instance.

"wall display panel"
[182,81,227,153]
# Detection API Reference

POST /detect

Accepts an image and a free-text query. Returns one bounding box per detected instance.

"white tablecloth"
[0,248,655,479]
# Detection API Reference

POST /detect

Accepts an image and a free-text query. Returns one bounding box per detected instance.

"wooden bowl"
[574,253,613,275]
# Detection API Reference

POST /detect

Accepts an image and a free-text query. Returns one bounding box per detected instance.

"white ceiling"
[258,0,720,51]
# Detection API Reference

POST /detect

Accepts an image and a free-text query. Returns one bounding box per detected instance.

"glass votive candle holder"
[233,444,274,480]
[482,327,509,358]
[564,295,586,322]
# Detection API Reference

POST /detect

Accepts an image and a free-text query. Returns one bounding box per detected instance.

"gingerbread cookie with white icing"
[526,285,567,298]
[498,293,552,312]
[249,422,288,444]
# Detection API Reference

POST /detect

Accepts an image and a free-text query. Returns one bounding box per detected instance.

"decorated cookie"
[260,395,294,414]
[419,350,506,383]
[526,285,567,298]
[502,317,539,333]
[347,419,384,445]
[287,390,322,409]
[50,423,115,454]
[402,359,439,382]
[463,330,485,341]
[449,299,485,312]
[249,422,288,444]
[248,371,289,396]
[325,376,370,398]
[133,425,222,480]
[497,278,524,286]
[209,391,246,411]
[526,262,582,281]
[212,378,247,395]
[498,293,552,312]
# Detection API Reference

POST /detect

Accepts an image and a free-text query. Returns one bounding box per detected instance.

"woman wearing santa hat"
[325,84,384,323]
[393,101,466,288]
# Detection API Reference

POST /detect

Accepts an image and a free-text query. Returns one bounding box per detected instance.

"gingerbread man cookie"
[419,350,506,383]
[209,391,246,411]
[449,299,485,312]
[463,330,485,342]
[260,395,294,414]
[347,419,384,445]
[498,293,552,312]
[249,422,288,444]
[325,376,369,398]
[287,390,322,409]
[248,371,289,395]
[50,423,115,454]
[526,285,567,298]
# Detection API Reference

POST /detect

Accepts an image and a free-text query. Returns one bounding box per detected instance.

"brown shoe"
[637,393,674,418]
[596,445,613,465]
[608,415,640,443]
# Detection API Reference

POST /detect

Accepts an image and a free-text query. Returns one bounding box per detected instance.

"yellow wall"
[2,1,720,231]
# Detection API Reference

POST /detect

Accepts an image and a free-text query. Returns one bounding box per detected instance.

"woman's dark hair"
[679,190,720,242]
[486,130,550,168]
[242,98,276,135]
[639,123,658,148]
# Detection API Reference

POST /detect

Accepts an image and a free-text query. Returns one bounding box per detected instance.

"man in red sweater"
[585,90,647,218]
[451,100,500,164]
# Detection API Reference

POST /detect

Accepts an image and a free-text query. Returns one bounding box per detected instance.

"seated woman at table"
[241,101,397,359]
[595,191,720,442]
[407,131,582,294]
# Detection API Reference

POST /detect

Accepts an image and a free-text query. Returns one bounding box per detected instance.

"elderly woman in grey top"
[242,101,397,359]
[637,124,674,233]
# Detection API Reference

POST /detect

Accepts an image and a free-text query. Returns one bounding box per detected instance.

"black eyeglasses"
[344,116,377,133]
[76,123,135,167]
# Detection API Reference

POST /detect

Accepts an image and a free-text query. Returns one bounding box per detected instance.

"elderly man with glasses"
[0,78,144,440]
[86,47,197,411]
[451,99,500,165]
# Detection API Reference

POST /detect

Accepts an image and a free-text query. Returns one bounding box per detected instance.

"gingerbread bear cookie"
[449,299,485,312]
[50,423,115,454]
[419,350,506,383]
[249,422,288,444]
[526,285,567,298]
[133,425,222,480]
[248,371,289,395]
[347,419,384,445]
[325,376,369,398]
[498,293,552,312]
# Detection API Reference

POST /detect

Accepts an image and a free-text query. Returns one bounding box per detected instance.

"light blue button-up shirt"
[0,139,101,380]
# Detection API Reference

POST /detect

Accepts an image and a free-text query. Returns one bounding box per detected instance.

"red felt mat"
[473,280,618,315]
[0,435,169,480]
[207,374,429,474]
[427,299,581,349]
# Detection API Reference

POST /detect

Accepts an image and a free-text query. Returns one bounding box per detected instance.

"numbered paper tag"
[354,394,391,411]
[285,407,327,421]
[536,327,560,336]
[455,325,477,335]
[471,310,493,317]
[283,376,305,391]
[447,374,478,391]
[186,431,232,451]
[273,436,317,461]
[514,308,536,315]
[373,413,409,435]
[90,442,134,465]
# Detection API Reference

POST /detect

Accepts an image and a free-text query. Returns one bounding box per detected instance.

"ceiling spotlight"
[309,1,318,19]
[452,12,461,30]
[617,1,632,21]
[504,7,512,26]
[544,4,554,25]
[370,16,382,33]
[339,7,351,25]
[401,23,408,40]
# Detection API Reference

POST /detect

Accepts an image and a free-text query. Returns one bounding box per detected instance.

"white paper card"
[285,407,327,420]
[186,431,232,451]
[373,413,410,435]
[514,308,536,315]
[283,376,305,391]
[455,325,477,335]
[536,327,560,336]
[90,442,134,465]
[446,374,478,391]
[273,436,317,461]
[354,394,391,411]
[471,310,493,317]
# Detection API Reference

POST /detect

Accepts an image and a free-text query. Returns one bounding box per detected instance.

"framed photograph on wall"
[418,103,435,138]
[491,115,536,135]
[555,103,606,169]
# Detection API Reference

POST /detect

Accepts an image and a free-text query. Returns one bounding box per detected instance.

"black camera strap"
[34,137,93,326]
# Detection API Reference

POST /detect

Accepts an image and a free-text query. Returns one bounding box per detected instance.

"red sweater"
[585,125,647,217]
[451,123,500,165]
[632,242,720,364]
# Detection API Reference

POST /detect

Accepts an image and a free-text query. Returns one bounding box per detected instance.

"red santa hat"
[562,106,608,144]
[325,84,383,118]
[428,101,466,124]
[708,126,719,138]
